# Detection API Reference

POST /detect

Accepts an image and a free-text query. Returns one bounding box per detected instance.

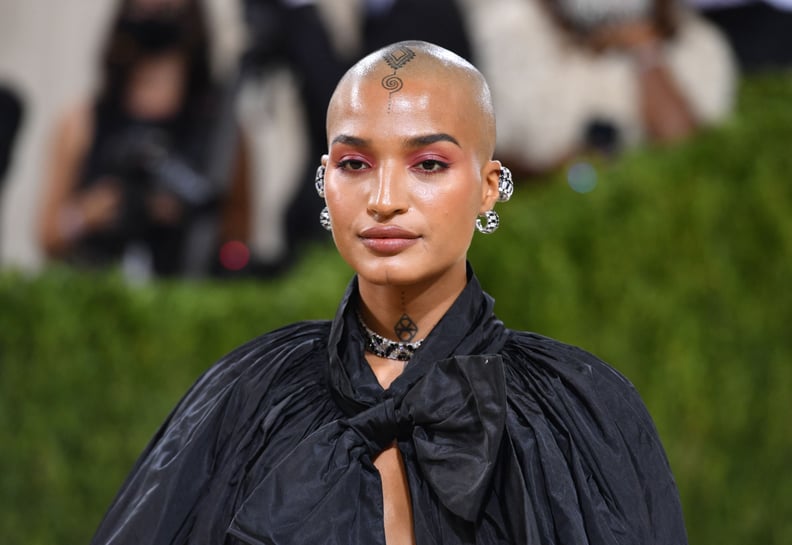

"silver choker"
[356,312,423,361]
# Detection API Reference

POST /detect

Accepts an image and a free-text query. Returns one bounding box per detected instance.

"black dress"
[90,267,688,544]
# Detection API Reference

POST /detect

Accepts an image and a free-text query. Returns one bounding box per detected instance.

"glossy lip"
[359,225,420,254]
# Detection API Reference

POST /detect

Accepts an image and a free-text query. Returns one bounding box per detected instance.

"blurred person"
[459,0,738,176]
[38,0,251,279]
[90,41,687,545]
[689,0,792,71]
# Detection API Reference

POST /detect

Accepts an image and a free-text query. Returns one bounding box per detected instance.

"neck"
[357,265,468,343]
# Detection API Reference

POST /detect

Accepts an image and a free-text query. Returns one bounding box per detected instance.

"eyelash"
[415,159,449,173]
[335,159,369,171]
[334,159,450,173]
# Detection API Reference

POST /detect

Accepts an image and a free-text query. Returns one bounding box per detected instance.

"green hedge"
[2,73,792,544]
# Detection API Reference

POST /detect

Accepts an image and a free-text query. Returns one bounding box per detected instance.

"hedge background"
[2,73,791,544]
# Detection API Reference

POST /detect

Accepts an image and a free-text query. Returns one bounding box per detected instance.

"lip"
[359,225,420,254]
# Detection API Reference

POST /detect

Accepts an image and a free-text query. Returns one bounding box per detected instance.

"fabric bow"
[228,354,506,545]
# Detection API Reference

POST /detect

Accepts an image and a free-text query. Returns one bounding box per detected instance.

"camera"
[101,125,221,239]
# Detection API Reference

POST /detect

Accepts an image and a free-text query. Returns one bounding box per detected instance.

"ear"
[321,154,329,168]
[479,159,502,213]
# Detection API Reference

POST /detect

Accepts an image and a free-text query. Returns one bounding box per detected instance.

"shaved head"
[327,40,497,160]
[321,40,504,292]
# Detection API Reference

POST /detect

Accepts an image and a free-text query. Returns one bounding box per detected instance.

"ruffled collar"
[327,263,509,415]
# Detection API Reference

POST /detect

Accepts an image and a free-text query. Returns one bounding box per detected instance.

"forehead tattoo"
[381,45,416,112]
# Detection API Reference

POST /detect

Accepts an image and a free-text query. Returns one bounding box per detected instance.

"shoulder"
[51,100,94,155]
[502,330,631,385]
[91,320,337,543]
[224,319,331,359]
[497,331,686,540]
[500,330,655,433]
[164,320,331,417]
[198,320,332,389]
[58,100,93,135]
[144,320,332,450]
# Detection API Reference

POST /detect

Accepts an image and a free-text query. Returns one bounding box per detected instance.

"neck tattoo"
[395,291,419,342]
[357,311,423,361]
[381,44,415,112]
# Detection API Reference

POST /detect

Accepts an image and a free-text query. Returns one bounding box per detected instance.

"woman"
[91,41,687,544]
[38,0,250,277]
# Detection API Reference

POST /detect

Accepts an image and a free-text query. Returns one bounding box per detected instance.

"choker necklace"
[356,311,423,361]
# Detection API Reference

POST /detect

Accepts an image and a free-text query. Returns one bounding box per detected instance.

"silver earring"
[476,210,499,234]
[315,165,325,198]
[498,166,513,202]
[319,206,332,231]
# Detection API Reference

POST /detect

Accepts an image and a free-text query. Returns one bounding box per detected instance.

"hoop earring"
[319,206,332,231]
[315,165,325,198]
[498,166,514,202]
[476,210,499,234]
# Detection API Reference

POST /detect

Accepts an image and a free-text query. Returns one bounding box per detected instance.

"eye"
[415,159,449,173]
[337,159,369,171]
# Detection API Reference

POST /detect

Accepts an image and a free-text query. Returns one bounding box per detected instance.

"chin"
[354,259,420,287]
[348,252,464,289]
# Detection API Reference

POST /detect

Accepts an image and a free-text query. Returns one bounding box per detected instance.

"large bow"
[228,354,506,544]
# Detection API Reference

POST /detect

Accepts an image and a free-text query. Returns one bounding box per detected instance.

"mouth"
[359,225,420,255]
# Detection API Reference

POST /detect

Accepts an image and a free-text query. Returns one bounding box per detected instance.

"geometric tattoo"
[394,313,419,342]
[381,45,416,112]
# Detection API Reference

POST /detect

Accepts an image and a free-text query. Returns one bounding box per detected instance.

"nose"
[368,162,408,219]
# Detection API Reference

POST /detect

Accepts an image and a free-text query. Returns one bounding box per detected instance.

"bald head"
[327,40,497,160]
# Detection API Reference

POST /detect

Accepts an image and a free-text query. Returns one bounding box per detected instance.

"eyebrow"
[406,133,460,148]
[331,134,369,147]
[330,133,461,149]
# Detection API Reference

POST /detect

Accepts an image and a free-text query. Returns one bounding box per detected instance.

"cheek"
[429,184,480,224]
[327,202,350,235]
[324,183,348,220]
[325,186,362,248]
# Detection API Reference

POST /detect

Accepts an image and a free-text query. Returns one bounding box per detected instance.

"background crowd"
[4,0,789,279]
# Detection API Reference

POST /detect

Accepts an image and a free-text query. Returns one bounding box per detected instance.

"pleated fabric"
[90,267,687,545]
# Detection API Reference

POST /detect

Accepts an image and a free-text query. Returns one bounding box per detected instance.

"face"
[125,52,186,118]
[323,71,500,289]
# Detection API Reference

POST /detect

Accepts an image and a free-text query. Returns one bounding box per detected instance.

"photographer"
[38,0,251,278]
